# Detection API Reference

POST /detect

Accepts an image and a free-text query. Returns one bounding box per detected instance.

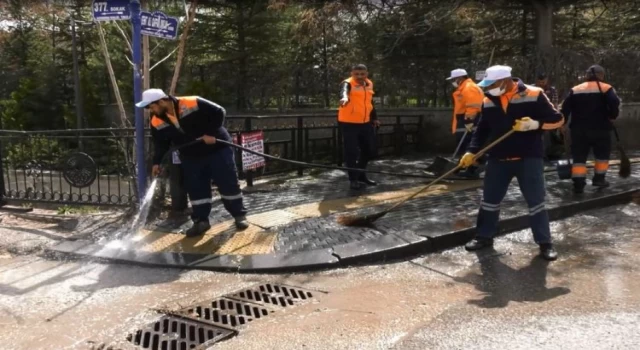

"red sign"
[240,131,265,171]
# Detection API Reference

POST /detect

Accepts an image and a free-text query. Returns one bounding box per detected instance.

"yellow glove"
[513,117,540,132]
[459,152,476,168]
[464,123,474,132]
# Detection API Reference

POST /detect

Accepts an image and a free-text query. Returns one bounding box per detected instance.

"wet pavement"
[1,201,640,349]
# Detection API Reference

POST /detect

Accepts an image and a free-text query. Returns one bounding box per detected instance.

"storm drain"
[184,297,273,328]
[126,284,320,349]
[228,283,315,307]
[127,314,236,350]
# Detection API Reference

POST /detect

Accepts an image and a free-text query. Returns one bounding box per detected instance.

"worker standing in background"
[535,72,563,160]
[137,88,249,237]
[561,64,621,194]
[446,68,484,178]
[535,73,559,108]
[338,64,380,190]
[460,65,564,261]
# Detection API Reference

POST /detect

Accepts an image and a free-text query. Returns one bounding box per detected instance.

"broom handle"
[451,129,469,158]
[385,129,516,212]
[611,123,621,142]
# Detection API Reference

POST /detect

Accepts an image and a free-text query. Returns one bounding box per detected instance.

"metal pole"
[71,16,84,149]
[130,0,147,202]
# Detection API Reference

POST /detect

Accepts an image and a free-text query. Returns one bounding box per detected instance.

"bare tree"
[170,0,198,95]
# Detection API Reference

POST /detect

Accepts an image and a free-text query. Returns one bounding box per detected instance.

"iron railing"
[0,113,424,206]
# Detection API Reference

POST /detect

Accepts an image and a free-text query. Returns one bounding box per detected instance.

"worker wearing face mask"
[447,69,484,178]
[459,65,564,261]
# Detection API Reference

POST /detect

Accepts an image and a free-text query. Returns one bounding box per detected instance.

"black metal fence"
[0,113,424,206]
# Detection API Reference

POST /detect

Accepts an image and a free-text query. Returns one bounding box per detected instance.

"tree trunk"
[97,23,128,127]
[236,3,248,111]
[532,0,553,51]
[169,0,198,95]
[321,20,330,108]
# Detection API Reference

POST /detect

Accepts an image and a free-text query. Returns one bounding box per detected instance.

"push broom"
[336,129,516,227]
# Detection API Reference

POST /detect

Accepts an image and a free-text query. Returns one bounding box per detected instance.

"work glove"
[340,97,349,106]
[464,123,474,132]
[459,152,476,168]
[513,117,540,132]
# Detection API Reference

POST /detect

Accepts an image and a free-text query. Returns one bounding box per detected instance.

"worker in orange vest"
[338,64,380,190]
[137,89,249,237]
[447,68,484,177]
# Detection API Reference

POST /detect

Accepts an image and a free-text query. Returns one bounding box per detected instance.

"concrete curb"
[46,185,639,273]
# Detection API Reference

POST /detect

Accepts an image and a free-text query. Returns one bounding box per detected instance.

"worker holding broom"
[560,65,621,194]
[460,65,564,261]
[136,89,249,237]
[447,68,484,178]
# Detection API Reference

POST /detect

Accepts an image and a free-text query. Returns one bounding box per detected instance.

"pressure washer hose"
[158,138,457,180]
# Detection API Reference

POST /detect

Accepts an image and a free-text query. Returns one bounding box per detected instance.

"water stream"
[107,178,158,245]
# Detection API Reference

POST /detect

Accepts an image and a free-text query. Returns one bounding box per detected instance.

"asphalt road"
[1,202,639,349]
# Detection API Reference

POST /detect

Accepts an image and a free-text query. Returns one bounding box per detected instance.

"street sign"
[92,0,131,21]
[475,70,486,81]
[240,132,266,171]
[140,11,179,40]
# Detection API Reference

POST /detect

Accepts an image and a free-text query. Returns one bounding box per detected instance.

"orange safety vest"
[338,77,374,124]
[150,96,200,130]
[451,78,484,134]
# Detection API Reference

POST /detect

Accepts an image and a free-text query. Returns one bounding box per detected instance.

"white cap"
[477,65,512,87]
[135,88,168,108]
[446,68,468,80]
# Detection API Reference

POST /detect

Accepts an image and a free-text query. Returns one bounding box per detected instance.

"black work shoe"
[539,243,558,261]
[359,176,377,186]
[573,186,585,194]
[350,181,363,190]
[592,179,610,188]
[235,216,249,230]
[186,220,211,238]
[465,238,494,251]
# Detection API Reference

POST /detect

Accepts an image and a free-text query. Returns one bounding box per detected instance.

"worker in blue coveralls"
[459,65,564,261]
[136,88,249,237]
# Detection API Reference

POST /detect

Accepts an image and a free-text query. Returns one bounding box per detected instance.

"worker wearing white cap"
[446,68,484,178]
[459,65,565,261]
[137,89,249,237]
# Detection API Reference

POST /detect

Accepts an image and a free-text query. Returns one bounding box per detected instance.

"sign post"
[130,0,147,202]
[240,132,266,187]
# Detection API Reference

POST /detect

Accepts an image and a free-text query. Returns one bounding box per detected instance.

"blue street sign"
[92,0,131,21]
[140,11,179,40]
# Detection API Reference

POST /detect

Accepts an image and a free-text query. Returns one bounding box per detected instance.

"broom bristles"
[336,211,387,227]
[618,145,631,178]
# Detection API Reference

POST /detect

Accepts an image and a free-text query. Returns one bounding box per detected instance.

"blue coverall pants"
[476,157,551,244]
[181,147,247,223]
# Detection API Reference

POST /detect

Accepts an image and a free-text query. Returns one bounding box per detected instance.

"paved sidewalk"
[49,157,640,271]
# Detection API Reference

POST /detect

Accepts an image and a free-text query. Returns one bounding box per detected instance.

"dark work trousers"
[476,158,551,244]
[181,146,247,223]
[340,122,377,181]
[571,129,611,187]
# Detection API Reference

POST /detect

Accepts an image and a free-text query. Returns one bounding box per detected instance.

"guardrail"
[0,113,424,206]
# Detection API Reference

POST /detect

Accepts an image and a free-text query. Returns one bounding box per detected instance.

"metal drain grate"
[128,315,236,350]
[228,283,314,307]
[184,297,272,329]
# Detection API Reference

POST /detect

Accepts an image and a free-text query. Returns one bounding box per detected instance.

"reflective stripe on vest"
[337,77,374,123]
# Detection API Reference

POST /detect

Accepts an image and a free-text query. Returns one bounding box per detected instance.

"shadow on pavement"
[459,249,571,309]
